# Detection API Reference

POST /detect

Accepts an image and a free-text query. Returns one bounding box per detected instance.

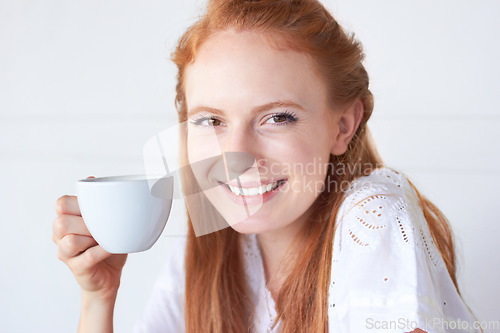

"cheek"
[187,130,222,164]
[186,131,225,190]
[262,133,331,179]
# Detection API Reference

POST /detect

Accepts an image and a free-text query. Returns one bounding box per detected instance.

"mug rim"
[77,174,169,183]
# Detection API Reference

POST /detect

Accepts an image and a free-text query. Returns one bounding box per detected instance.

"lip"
[217,179,287,206]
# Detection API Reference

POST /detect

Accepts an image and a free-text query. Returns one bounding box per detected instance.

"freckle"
[384,277,389,281]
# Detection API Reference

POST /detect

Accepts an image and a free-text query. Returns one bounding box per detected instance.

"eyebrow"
[187,100,306,117]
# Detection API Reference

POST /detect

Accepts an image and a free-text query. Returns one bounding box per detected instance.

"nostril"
[222,151,256,176]
[206,152,257,186]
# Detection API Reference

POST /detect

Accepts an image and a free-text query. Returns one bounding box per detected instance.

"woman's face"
[184,30,338,236]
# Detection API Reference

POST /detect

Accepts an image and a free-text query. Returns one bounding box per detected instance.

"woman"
[52,0,479,332]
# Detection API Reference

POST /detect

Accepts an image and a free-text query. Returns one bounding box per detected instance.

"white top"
[133,167,479,332]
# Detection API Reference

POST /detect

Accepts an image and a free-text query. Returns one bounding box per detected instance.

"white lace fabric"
[135,167,479,333]
[327,167,478,332]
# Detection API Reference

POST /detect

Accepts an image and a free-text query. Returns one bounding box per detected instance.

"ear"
[331,99,364,155]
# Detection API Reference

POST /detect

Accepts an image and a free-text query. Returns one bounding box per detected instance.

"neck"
[256,215,309,296]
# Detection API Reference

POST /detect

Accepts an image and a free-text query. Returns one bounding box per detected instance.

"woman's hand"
[52,191,128,298]
[52,179,128,333]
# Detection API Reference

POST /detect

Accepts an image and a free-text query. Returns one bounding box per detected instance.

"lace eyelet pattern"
[334,168,442,266]
[328,167,455,330]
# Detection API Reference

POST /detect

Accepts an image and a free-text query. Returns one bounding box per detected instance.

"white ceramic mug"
[76,175,174,253]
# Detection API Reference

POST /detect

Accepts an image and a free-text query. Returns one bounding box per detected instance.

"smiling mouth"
[218,179,287,196]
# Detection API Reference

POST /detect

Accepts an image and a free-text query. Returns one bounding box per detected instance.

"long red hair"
[172,0,459,331]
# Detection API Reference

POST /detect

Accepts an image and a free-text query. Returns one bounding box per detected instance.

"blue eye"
[189,116,224,127]
[264,110,298,126]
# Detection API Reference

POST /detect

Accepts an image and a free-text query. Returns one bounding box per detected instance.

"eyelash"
[264,110,298,126]
[189,115,225,127]
[189,110,299,127]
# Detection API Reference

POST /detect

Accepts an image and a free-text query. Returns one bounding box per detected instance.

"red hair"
[171,0,459,331]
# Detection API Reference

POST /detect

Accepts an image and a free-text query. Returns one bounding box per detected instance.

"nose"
[222,152,255,179]
[220,125,257,177]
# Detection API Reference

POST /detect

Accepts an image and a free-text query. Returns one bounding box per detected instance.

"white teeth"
[248,187,258,196]
[227,181,282,196]
[231,186,242,196]
[258,185,266,195]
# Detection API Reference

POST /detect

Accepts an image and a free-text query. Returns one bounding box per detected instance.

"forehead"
[184,30,328,111]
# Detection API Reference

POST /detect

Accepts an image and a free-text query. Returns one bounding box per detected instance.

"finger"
[55,195,81,216]
[52,214,92,241]
[68,245,113,273]
[57,234,98,262]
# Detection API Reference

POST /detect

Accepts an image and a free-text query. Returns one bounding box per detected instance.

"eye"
[189,116,225,127]
[264,110,298,126]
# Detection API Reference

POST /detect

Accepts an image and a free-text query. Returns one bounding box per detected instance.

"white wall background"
[0,0,498,332]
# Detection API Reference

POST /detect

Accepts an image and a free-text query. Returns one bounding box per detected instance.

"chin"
[228,217,274,235]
